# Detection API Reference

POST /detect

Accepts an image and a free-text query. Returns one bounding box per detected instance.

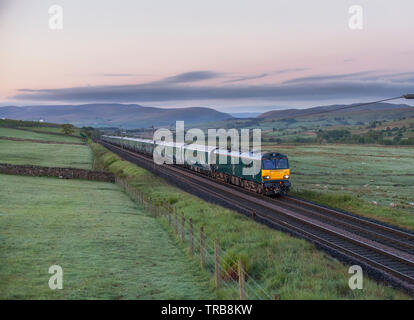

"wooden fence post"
[200,227,205,269]
[174,208,178,235]
[181,212,185,242]
[189,218,194,255]
[154,200,157,217]
[238,260,246,300]
[162,201,166,217]
[160,201,163,217]
[158,200,162,217]
[168,206,172,226]
[214,238,220,288]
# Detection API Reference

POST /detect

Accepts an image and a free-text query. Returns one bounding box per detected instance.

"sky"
[0,0,413,113]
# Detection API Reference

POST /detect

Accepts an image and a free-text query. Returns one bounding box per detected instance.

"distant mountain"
[258,103,414,119]
[0,104,233,129]
[230,112,262,118]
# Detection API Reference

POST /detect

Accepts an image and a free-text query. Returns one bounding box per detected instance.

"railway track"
[99,140,414,294]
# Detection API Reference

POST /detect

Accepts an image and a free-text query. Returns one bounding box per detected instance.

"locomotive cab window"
[262,158,289,170]
[276,158,289,169]
[262,159,275,170]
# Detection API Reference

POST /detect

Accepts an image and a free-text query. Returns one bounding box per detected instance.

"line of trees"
[316,128,414,145]
[0,119,60,128]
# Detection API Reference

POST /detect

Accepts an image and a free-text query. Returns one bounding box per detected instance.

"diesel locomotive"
[101,135,291,195]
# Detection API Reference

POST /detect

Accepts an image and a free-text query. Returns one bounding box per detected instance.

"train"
[101,135,291,195]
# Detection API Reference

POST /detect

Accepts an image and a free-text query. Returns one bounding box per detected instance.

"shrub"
[221,250,250,281]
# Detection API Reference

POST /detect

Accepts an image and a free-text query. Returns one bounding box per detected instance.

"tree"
[317,129,351,143]
[62,124,75,135]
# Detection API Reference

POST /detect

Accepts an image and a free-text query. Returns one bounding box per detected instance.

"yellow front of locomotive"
[261,153,290,194]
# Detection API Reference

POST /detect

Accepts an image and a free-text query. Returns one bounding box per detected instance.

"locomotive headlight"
[283,175,290,179]
[263,175,270,180]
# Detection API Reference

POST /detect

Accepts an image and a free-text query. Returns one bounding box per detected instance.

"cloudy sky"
[0,0,413,112]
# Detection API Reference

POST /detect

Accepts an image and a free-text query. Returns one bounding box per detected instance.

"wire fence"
[116,177,276,300]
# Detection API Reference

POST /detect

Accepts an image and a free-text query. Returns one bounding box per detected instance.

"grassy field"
[259,110,414,131]
[0,174,213,299]
[90,142,409,299]
[260,116,414,145]
[261,143,414,230]
[0,127,82,143]
[19,126,81,136]
[0,140,92,169]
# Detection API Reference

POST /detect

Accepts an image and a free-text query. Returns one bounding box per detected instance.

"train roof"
[214,149,288,160]
[102,135,288,159]
[214,148,262,161]
[182,144,217,152]
[103,135,153,144]
[157,141,185,148]
[261,152,288,159]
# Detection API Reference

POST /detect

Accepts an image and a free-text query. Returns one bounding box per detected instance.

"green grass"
[0,174,213,299]
[19,126,82,137]
[0,140,92,169]
[90,142,409,299]
[0,127,82,143]
[262,143,414,230]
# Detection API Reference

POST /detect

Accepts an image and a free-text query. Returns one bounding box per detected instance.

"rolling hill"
[0,104,233,129]
[258,103,414,120]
